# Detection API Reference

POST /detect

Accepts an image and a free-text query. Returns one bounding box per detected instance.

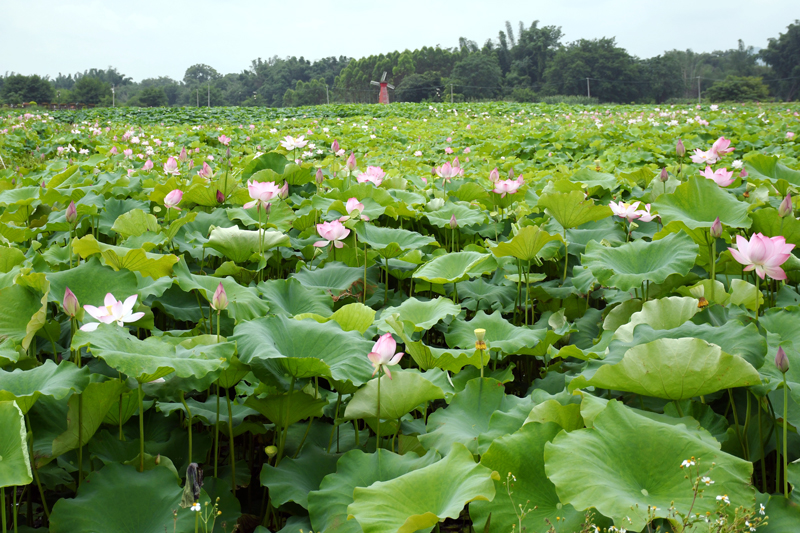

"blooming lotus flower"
[367,332,404,379]
[609,200,641,222]
[211,283,227,311]
[314,220,350,249]
[356,166,385,186]
[492,175,524,197]
[163,156,180,176]
[164,189,183,211]
[710,137,734,158]
[63,287,79,317]
[218,134,231,146]
[434,160,463,182]
[197,162,213,179]
[426,198,445,211]
[142,159,154,171]
[787,132,795,139]
[280,135,308,150]
[340,197,369,221]
[634,203,656,223]
[690,149,720,165]
[123,149,133,158]
[700,166,734,187]
[730,233,795,280]
[80,293,145,332]
[244,180,280,210]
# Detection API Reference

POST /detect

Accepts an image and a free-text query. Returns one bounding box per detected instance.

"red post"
[379,82,390,104]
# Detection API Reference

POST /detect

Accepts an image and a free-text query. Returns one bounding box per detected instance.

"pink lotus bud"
[316,168,324,185]
[263,202,272,215]
[216,190,224,204]
[489,168,500,183]
[660,168,668,182]
[331,140,340,153]
[211,283,228,311]
[279,181,289,200]
[779,194,792,218]
[143,159,154,171]
[226,147,231,159]
[346,152,357,172]
[710,217,722,238]
[740,169,748,178]
[63,287,79,317]
[179,146,187,162]
[449,215,457,229]
[676,139,686,157]
[66,200,77,225]
[776,346,789,373]
[508,168,515,178]
[164,189,183,210]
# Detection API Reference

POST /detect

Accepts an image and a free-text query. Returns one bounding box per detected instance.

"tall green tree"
[451,53,502,99]
[760,20,800,101]
[0,74,55,104]
[72,76,111,104]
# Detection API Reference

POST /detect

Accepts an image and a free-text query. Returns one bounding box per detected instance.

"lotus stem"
[758,395,767,493]
[525,260,531,326]
[276,376,295,466]
[13,485,18,533]
[783,373,789,497]
[710,238,717,302]
[138,382,145,472]
[363,241,368,304]
[384,256,390,305]
[2,487,6,533]
[226,388,236,496]
[392,419,400,453]
[25,414,49,519]
[214,382,220,478]
[727,389,745,460]
[326,392,342,453]
[755,275,760,322]
[376,369,382,451]
[77,393,83,489]
[562,231,569,283]
[257,206,263,283]
[180,392,193,465]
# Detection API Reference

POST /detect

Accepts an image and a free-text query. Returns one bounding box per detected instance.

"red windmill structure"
[370,72,395,104]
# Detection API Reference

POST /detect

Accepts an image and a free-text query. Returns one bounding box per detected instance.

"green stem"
[727,389,745,459]
[363,241,368,304]
[783,373,789,498]
[384,256,389,305]
[194,509,199,533]
[755,275,760,322]
[758,396,767,493]
[710,238,717,302]
[326,393,343,453]
[562,231,569,283]
[525,260,531,326]
[138,382,145,472]
[2,487,6,533]
[214,383,220,478]
[226,388,236,496]
[180,392,193,465]
[257,207,263,283]
[742,391,752,461]
[77,393,83,489]
[276,376,296,466]
[376,369,382,451]
[216,310,221,344]
[392,419,400,453]
[24,414,49,520]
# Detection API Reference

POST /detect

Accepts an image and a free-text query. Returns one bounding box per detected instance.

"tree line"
[2,19,798,107]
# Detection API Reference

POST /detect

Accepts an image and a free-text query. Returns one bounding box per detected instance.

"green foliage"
[704,75,770,102]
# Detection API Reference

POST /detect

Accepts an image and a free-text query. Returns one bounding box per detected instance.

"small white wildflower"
[715,494,730,505]
[759,503,765,515]
[191,502,201,512]
[680,459,696,468]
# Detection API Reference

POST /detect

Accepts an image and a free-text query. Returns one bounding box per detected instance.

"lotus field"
[2,102,800,533]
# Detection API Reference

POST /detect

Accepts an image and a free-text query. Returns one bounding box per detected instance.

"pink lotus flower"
[178,146,188,162]
[339,197,369,221]
[80,293,145,332]
[331,140,340,152]
[634,203,656,223]
[690,149,719,165]
[164,189,183,211]
[345,152,357,172]
[109,146,118,155]
[356,166,385,186]
[489,168,500,183]
[66,201,77,225]
[367,332,404,379]
[788,132,795,139]
[700,166,734,187]
[492,175,524,198]
[143,159,154,171]
[197,162,213,179]
[244,180,281,210]
[211,283,227,311]
[278,181,289,200]
[609,201,641,222]
[710,137,734,158]
[445,147,453,154]
[280,135,308,150]
[123,149,133,158]
[63,287,79,317]
[730,233,795,280]
[314,220,350,249]
[218,134,231,146]
[163,156,180,176]
[434,160,463,182]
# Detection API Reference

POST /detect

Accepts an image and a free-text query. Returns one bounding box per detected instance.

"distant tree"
[0,74,55,104]
[283,78,328,106]
[392,51,416,87]
[760,20,800,101]
[183,64,221,86]
[509,21,563,86]
[72,76,110,104]
[396,72,443,102]
[451,53,502,99]
[135,87,168,107]
[704,76,770,102]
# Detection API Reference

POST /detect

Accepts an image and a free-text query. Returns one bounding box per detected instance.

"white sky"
[2,0,799,82]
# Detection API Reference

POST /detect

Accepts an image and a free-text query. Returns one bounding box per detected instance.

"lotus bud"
[776,346,790,373]
[676,139,686,157]
[710,217,722,238]
[265,445,278,459]
[779,194,792,218]
[331,140,340,153]
[263,202,272,215]
[346,152,357,172]
[489,168,500,183]
[211,283,228,312]
[216,189,224,204]
[508,168,515,178]
[226,147,231,159]
[660,168,668,182]
[66,200,77,225]
[63,287,79,317]
[449,214,457,229]
[179,146,187,162]
[740,169,748,178]
[315,168,324,185]
[279,181,289,200]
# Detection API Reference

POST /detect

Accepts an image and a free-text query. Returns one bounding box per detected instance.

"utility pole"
[325,84,329,104]
[196,89,199,107]
[111,86,115,107]
[697,77,701,105]
[586,78,591,98]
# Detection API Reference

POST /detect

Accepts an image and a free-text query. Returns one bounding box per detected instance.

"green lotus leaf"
[445,310,546,356]
[72,234,179,279]
[375,297,460,333]
[261,445,340,509]
[524,400,584,431]
[49,463,182,533]
[47,256,139,308]
[258,277,333,317]
[72,324,228,383]
[457,278,517,313]
[245,389,327,429]
[544,400,754,531]
[111,209,159,238]
[356,224,436,259]
[232,315,374,388]
[745,153,800,190]
[758,495,800,533]
[0,400,33,487]
[0,186,40,208]
[750,207,800,246]
[0,246,26,273]
[570,167,618,191]
[537,190,611,229]
[347,443,496,533]
[0,283,47,350]
[425,202,488,228]
[490,225,563,262]
[344,371,445,421]
[206,226,289,263]
[470,423,587,533]
[413,251,490,284]
[652,175,751,229]
[587,338,760,400]
[242,152,288,181]
[613,296,700,343]
[296,302,376,334]
[420,378,533,455]
[0,360,89,414]
[291,262,363,292]
[309,449,439,533]
[581,231,698,291]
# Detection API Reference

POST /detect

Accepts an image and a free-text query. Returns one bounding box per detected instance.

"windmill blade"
[370,81,380,86]
[381,72,387,82]
[386,84,395,90]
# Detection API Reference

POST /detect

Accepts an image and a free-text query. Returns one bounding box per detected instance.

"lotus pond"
[0,102,800,533]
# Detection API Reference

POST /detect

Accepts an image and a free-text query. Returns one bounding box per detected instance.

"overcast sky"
[2,0,799,82]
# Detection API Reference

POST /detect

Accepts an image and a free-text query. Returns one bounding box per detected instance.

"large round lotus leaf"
[745,153,800,189]
[231,315,374,387]
[260,445,340,509]
[344,371,445,421]
[470,423,587,533]
[445,310,546,356]
[0,360,89,414]
[173,259,270,322]
[0,400,33,487]
[347,443,496,533]
[375,297,460,333]
[490,225,563,262]
[356,224,436,258]
[309,449,439,533]
[652,175,752,229]
[71,234,179,280]
[457,278,517,313]
[386,316,482,373]
[537,190,611,230]
[245,389,327,428]
[758,495,800,532]
[581,231,699,292]
[413,251,490,284]
[544,400,755,531]
[47,256,139,308]
[257,277,333,317]
[425,202,487,228]
[751,207,800,246]
[49,463,182,533]
[206,226,289,263]
[296,302,376,334]
[291,262,364,292]
[587,338,761,400]
[419,378,533,455]
[51,379,126,457]
[72,324,228,383]
[612,296,699,343]
[0,284,44,350]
